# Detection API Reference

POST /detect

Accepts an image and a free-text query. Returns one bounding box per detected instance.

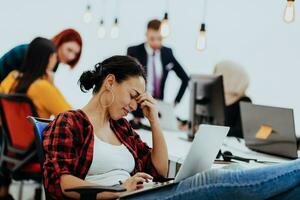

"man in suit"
[127,19,189,128]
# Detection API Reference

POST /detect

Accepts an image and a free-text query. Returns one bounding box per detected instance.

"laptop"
[119,124,229,198]
[156,100,180,131]
[240,102,300,159]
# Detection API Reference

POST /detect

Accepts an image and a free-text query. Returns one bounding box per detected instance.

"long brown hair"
[13,37,56,93]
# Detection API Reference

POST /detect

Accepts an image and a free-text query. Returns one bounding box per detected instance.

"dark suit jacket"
[127,43,189,103]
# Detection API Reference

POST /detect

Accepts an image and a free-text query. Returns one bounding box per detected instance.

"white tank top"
[85,135,135,186]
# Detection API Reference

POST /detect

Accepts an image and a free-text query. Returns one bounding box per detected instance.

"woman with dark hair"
[0,37,72,199]
[43,55,300,200]
[0,28,82,81]
[0,37,71,117]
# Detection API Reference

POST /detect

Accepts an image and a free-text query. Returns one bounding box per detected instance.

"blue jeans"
[122,159,300,200]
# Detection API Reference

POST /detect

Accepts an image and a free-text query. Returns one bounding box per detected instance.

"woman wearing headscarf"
[214,60,252,138]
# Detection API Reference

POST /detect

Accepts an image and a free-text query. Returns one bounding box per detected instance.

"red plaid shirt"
[43,110,166,199]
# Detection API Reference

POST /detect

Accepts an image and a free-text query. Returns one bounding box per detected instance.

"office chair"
[0,93,42,200]
[28,116,126,200]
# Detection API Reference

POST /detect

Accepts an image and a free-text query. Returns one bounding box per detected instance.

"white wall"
[1,0,300,134]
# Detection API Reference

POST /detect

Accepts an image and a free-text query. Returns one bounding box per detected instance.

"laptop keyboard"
[143,180,173,189]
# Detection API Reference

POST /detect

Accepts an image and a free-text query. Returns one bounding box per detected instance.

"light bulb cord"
[202,0,208,23]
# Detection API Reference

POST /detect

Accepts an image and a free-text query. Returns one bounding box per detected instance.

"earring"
[99,89,115,108]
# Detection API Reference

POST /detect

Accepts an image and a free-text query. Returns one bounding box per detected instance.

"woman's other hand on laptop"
[121,172,153,192]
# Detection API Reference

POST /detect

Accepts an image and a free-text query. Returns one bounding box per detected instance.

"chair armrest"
[65,185,126,200]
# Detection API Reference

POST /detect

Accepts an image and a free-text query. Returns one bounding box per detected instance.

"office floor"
[9,180,45,200]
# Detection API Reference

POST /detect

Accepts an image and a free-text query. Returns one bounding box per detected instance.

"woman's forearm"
[150,119,169,177]
[61,175,97,199]
[61,174,121,199]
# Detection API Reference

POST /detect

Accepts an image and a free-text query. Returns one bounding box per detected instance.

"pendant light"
[110,0,120,39]
[161,0,171,38]
[161,13,170,37]
[283,0,296,23]
[110,18,119,39]
[83,4,93,24]
[196,23,207,51]
[196,0,208,51]
[97,19,106,39]
[97,0,106,39]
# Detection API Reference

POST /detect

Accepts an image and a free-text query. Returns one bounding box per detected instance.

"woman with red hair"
[0,28,82,81]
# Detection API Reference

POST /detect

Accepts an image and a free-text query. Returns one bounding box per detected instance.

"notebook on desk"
[240,102,300,159]
[119,124,230,198]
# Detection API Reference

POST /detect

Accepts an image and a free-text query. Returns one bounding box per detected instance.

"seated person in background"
[0,28,82,82]
[213,60,252,138]
[0,37,72,118]
[127,19,189,128]
[0,37,72,199]
[43,55,300,200]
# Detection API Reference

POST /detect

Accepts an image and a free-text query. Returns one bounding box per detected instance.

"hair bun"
[79,63,103,93]
[79,70,95,92]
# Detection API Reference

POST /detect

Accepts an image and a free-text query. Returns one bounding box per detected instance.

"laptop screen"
[240,102,298,159]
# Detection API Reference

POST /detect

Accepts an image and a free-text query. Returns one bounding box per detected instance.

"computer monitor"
[188,74,226,140]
